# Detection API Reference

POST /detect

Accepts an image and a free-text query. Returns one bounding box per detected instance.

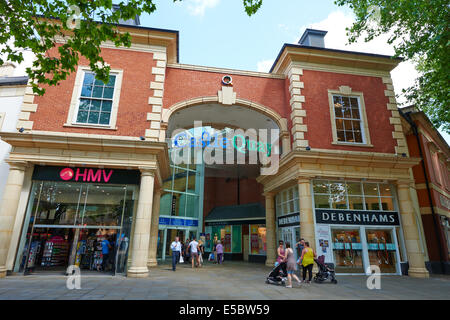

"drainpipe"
[402,110,446,273]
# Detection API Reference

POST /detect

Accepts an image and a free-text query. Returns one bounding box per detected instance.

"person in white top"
[187,237,200,269]
[170,236,182,271]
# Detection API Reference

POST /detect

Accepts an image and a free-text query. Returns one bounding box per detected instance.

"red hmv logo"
[59,168,114,183]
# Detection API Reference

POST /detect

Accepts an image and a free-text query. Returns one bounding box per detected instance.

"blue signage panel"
[159,217,198,227]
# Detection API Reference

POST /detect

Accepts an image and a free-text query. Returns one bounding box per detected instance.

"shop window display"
[332,229,364,273]
[16,181,136,275]
[366,229,397,273]
[250,224,266,255]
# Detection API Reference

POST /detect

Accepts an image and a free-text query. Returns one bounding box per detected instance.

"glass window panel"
[381,198,394,211]
[345,131,354,142]
[314,195,330,208]
[365,229,397,273]
[281,191,287,203]
[337,130,345,142]
[333,95,341,105]
[342,98,352,118]
[101,100,112,112]
[348,196,364,210]
[187,171,197,192]
[90,100,101,111]
[330,195,348,210]
[83,73,95,86]
[379,184,393,197]
[288,201,294,213]
[88,111,99,124]
[81,85,93,97]
[103,87,114,99]
[282,202,288,214]
[94,78,105,86]
[172,168,187,193]
[352,120,362,131]
[76,110,88,123]
[99,112,111,125]
[313,181,329,194]
[354,131,363,143]
[350,97,358,108]
[332,229,364,273]
[92,86,103,98]
[364,183,379,196]
[336,119,344,130]
[347,182,362,195]
[159,192,172,216]
[343,120,352,131]
[106,75,116,87]
[351,107,360,119]
[329,182,346,196]
[78,185,126,226]
[79,99,90,110]
[365,197,381,210]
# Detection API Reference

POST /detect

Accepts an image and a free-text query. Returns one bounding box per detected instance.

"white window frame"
[65,66,123,130]
[0,112,5,130]
[328,86,372,147]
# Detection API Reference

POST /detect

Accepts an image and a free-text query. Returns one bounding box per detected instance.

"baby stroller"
[314,255,337,284]
[265,261,288,285]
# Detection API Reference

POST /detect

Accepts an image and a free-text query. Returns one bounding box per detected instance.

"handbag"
[208,253,214,261]
[179,255,184,263]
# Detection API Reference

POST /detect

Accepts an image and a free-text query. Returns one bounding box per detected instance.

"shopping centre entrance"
[157,101,283,263]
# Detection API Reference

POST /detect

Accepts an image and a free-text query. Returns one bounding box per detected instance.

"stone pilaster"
[128,169,155,278]
[146,51,167,142]
[288,66,308,149]
[396,180,430,278]
[297,177,318,272]
[0,161,27,278]
[17,83,37,132]
[147,188,161,268]
[382,77,409,156]
[264,192,277,267]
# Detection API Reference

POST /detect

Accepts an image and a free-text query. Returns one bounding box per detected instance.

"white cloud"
[256,59,274,73]
[186,0,220,17]
[298,10,419,103]
[0,39,35,77]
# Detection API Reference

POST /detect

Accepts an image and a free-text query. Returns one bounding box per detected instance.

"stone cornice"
[0,131,171,183]
[257,149,421,192]
[271,45,400,75]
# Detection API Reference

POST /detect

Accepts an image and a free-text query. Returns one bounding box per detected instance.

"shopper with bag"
[170,236,182,271]
[216,240,224,264]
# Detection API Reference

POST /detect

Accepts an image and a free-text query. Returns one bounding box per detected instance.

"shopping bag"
[199,254,203,264]
[208,253,214,261]
[179,255,184,263]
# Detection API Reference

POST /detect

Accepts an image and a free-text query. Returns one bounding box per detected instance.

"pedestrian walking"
[188,237,200,268]
[216,240,224,264]
[170,236,182,271]
[276,240,285,266]
[185,238,191,264]
[212,240,217,264]
[284,242,301,288]
[198,240,204,267]
[298,241,317,283]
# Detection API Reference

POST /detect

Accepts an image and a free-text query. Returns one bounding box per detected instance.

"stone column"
[264,192,277,266]
[397,180,429,278]
[147,188,161,267]
[0,161,27,278]
[298,177,318,272]
[128,168,155,278]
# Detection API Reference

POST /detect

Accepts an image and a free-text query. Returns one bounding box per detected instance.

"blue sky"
[141,0,345,70]
[138,0,449,144]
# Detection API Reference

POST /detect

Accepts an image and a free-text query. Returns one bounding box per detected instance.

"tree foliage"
[335,0,450,133]
[0,0,262,95]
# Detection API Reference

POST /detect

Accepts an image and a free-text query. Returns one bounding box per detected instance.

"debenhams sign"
[315,209,400,226]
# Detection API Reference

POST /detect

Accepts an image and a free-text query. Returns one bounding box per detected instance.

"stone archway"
[161,96,291,155]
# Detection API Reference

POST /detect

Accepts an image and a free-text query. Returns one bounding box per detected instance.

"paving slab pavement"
[0,261,449,300]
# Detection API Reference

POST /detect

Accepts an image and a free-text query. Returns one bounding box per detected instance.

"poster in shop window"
[250,225,260,254]
[316,224,333,263]
[224,226,232,253]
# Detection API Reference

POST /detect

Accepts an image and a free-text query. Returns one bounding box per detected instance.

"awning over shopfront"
[205,202,266,226]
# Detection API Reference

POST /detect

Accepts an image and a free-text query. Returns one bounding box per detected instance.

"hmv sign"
[32,165,141,185]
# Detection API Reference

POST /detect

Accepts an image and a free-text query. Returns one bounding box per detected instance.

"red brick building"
[401,106,450,274]
[0,23,431,278]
